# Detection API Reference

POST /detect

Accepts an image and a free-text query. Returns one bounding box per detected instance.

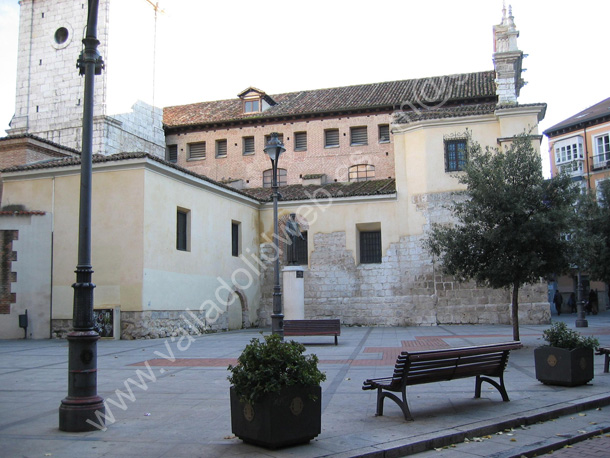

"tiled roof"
[544,97,610,136]
[1,152,395,203]
[241,178,396,203]
[0,133,81,155]
[163,71,497,129]
[0,211,46,216]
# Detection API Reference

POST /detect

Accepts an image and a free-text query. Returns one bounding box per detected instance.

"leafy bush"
[542,322,599,350]
[228,333,326,404]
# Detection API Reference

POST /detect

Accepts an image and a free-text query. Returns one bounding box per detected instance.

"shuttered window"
[216,139,227,157]
[264,133,284,146]
[263,168,287,188]
[167,144,178,163]
[243,136,255,155]
[294,132,307,151]
[378,124,390,143]
[360,231,381,264]
[188,142,206,160]
[325,129,339,148]
[351,126,368,146]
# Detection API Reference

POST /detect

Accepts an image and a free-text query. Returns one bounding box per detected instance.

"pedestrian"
[553,290,563,316]
[567,292,576,313]
[589,289,599,315]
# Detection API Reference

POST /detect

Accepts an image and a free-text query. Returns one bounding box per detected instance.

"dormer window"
[244,99,260,113]
[238,87,276,115]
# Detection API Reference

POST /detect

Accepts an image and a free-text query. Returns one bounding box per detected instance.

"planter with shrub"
[534,322,599,386]
[227,333,326,449]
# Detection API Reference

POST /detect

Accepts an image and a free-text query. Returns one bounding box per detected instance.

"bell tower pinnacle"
[493,4,525,105]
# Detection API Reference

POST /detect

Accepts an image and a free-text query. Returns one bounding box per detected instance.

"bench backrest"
[284,319,341,335]
[387,342,521,390]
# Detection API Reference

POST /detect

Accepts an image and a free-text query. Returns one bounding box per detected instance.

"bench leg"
[475,375,510,402]
[335,335,338,346]
[376,387,413,421]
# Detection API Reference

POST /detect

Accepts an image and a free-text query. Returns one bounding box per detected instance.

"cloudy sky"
[0,0,608,175]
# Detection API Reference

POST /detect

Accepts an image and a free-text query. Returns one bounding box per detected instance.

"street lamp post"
[264,133,286,338]
[575,271,588,328]
[59,0,105,432]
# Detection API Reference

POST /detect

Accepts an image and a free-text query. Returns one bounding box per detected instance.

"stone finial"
[493,5,525,105]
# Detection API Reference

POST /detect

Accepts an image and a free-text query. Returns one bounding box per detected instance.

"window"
[263,168,287,188]
[176,208,190,251]
[325,129,339,148]
[378,124,390,143]
[167,144,178,163]
[216,139,227,158]
[188,142,206,160]
[595,134,610,165]
[294,132,307,151]
[264,133,284,146]
[349,164,375,182]
[243,136,255,155]
[244,100,260,113]
[350,126,368,146]
[231,221,240,257]
[554,136,585,173]
[360,230,381,264]
[445,139,467,172]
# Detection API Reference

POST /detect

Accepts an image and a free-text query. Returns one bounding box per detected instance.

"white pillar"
[282,266,305,320]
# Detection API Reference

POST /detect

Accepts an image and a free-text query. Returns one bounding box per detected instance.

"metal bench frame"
[283,319,341,345]
[362,341,522,421]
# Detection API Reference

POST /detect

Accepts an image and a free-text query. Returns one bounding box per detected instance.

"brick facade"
[0,230,18,314]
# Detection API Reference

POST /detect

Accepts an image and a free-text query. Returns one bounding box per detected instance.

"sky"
[0,0,609,177]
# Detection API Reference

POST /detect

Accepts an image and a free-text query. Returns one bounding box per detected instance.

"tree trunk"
[511,282,520,341]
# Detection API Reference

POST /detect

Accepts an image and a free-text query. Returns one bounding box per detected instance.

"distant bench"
[362,341,522,421]
[597,347,610,373]
[283,319,341,345]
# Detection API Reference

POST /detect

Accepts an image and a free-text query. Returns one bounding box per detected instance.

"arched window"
[263,168,287,188]
[348,164,375,182]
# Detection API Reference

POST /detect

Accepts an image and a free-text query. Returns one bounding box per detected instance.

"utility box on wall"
[93,306,120,340]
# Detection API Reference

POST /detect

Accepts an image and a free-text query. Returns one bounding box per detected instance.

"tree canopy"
[426,132,578,340]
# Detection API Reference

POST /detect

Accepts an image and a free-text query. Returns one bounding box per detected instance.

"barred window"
[263,168,287,188]
[360,231,381,264]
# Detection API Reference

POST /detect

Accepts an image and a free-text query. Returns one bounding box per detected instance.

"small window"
[294,132,307,151]
[243,136,255,155]
[231,221,240,257]
[378,124,390,143]
[445,139,467,172]
[167,144,178,163]
[325,129,339,148]
[350,126,368,146]
[360,230,381,264]
[176,208,190,251]
[216,139,227,158]
[244,100,260,113]
[263,168,287,188]
[188,142,206,160]
[349,164,375,182]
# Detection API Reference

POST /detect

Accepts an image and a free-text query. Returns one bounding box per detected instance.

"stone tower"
[493,4,525,105]
[7,0,165,157]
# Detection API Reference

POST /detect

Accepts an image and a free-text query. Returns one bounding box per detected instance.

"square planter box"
[230,385,321,449]
[534,346,594,387]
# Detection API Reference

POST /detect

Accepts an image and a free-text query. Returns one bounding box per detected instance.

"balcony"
[558,159,584,177]
[591,153,610,172]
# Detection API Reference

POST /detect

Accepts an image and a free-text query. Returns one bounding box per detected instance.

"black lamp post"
[575,271,588,328]
[59,0,105,432]
[264,133,286,338]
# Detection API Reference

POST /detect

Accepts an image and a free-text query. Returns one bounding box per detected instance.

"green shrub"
[542,322,599,350]
[228,333,326,404]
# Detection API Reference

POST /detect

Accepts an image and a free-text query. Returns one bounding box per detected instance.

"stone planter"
[230,385,321,449]
[534,346,594,387]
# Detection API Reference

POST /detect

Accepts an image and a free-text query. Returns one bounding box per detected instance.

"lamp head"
[264,132,286,162]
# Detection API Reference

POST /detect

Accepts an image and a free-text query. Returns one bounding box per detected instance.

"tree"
[426,132,578,340]
[572,180,610,285]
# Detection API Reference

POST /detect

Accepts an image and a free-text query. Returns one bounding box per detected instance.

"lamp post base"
[59,396,105,432]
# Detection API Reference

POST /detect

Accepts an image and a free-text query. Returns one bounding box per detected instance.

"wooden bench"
[596,347,610,373]
[362,341,522,421]
[283,319,341,345]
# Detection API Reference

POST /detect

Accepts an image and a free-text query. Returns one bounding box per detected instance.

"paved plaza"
[1,312,609,457]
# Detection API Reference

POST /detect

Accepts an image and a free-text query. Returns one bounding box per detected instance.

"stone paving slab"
[0,313,609,457]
